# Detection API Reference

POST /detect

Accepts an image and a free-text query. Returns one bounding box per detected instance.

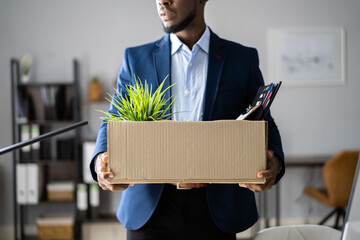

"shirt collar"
[170,26,210,55]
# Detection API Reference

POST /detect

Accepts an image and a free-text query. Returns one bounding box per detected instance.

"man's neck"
[175,22,207,50]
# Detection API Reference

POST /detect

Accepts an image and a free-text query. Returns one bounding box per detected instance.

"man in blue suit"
[90,0,285,239]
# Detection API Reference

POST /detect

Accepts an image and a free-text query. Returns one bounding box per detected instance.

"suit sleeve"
[247,49,285,184]
[89,48,134,182]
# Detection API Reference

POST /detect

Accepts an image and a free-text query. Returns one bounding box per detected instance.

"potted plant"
[20,53,33,83]
[88,75,103,101]
[99,75,175,121]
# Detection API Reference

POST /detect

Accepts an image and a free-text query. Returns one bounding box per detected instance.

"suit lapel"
[153,35,172,113]
[152,32,225,120]
[203,31,226,121]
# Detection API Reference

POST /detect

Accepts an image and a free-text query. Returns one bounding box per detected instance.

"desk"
[285,156,330,167]
[262,155,331,228]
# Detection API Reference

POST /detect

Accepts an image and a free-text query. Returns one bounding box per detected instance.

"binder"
[20,125,30,152]
[27,163,43,204]
[16,164,28,204]
[31,124,40,160]
[77,183,88,211]
[83,142,96,184]
[237,81,282,120]
[31,125,40,150]
[89,184,100,207]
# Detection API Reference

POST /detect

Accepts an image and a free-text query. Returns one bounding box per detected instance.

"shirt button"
[185,90,191,95]
[189,63,192,67]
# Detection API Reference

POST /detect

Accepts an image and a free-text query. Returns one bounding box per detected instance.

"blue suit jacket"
[90,30,285,234]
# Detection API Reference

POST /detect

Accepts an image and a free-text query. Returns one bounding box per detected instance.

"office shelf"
[83,214,118,223]
[17,82,73,87]
[11,59,82,240]
[16,120,76,125]
[22,200,76,206]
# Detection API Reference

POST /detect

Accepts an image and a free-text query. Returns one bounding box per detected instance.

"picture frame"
[267,27,346,86]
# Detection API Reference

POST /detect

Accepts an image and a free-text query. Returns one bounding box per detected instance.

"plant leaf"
[98,75,175,122]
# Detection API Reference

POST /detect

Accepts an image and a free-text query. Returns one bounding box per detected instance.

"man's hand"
[95,152,134,191]
[239,151,281,193]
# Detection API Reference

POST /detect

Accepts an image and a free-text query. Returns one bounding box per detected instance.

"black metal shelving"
[10,59,82,240]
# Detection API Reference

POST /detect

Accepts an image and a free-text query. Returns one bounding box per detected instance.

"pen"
[262,83,273,108]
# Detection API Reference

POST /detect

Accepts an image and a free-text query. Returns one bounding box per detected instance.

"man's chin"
[162,23,177,34]
[161,10,196,34]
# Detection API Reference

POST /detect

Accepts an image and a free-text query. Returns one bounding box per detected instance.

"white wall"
[205,0,360,156]
[1,0,360,227]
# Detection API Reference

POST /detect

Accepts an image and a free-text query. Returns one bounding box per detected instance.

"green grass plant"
[99,75,176,121]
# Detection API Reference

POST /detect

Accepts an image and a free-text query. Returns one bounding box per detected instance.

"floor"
[82,221,254,240]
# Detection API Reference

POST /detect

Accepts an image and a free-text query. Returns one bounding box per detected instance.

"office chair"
[254,224,341,240]
[304,150,359,229]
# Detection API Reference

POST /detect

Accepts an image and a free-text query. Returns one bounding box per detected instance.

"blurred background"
[0,0,359,239]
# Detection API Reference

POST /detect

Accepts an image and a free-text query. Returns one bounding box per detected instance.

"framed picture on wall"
[267,27,346,86]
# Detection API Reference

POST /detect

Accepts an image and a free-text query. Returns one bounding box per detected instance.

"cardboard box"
[108,120,267,184]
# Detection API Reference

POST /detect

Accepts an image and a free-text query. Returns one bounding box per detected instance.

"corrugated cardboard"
[107,120,267,184]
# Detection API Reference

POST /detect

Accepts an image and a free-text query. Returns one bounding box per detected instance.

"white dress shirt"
[170,26,210,121]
